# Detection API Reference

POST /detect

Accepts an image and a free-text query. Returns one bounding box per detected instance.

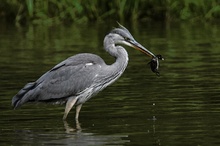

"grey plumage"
[12,24,157,120]
[12,54,106,106]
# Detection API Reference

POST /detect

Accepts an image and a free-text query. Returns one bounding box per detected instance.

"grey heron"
[12,24,163,120]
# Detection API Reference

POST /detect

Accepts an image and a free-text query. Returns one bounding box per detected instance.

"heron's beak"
[126,40,156,58]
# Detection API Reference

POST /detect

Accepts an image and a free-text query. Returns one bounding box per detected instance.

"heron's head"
[110,23,156,58]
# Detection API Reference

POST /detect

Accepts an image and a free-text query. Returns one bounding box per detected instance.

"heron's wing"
[17,54,104,105]
[38,62,101,100]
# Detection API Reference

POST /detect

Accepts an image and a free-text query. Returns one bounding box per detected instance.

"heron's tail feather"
[12,82,37,109]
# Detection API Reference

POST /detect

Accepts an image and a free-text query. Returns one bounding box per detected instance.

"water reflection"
[63,121,129,146]
[63,120,81,133]
[6,119,129,146]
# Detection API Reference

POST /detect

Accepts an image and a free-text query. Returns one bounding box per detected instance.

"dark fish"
[148,54,164,76]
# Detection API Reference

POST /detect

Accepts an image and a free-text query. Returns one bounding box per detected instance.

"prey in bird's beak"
[148,55,164,76]
[125,39,164,76]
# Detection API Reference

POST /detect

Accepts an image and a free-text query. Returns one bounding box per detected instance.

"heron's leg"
[63,97,77,120]
[75,104,82,120]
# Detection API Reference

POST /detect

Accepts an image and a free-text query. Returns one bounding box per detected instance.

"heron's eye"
[124,37,130,41]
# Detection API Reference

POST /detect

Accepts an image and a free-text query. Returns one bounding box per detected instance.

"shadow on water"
[0,22,220,145]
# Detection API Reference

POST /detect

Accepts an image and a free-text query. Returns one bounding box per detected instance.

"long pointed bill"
[123,39,163,76]
[125,40,156,58]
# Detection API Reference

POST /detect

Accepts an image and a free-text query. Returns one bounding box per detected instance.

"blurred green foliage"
[0,0,219,25]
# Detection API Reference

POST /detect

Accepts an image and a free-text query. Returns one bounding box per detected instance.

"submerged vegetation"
[0,0,220,25]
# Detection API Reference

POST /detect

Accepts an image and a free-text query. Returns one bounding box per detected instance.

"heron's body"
[12,24,161,120]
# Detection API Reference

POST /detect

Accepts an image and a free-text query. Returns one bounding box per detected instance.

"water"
[0,22,220,146]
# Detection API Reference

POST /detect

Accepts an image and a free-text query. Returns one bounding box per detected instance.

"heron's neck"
[103,34,128,73]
